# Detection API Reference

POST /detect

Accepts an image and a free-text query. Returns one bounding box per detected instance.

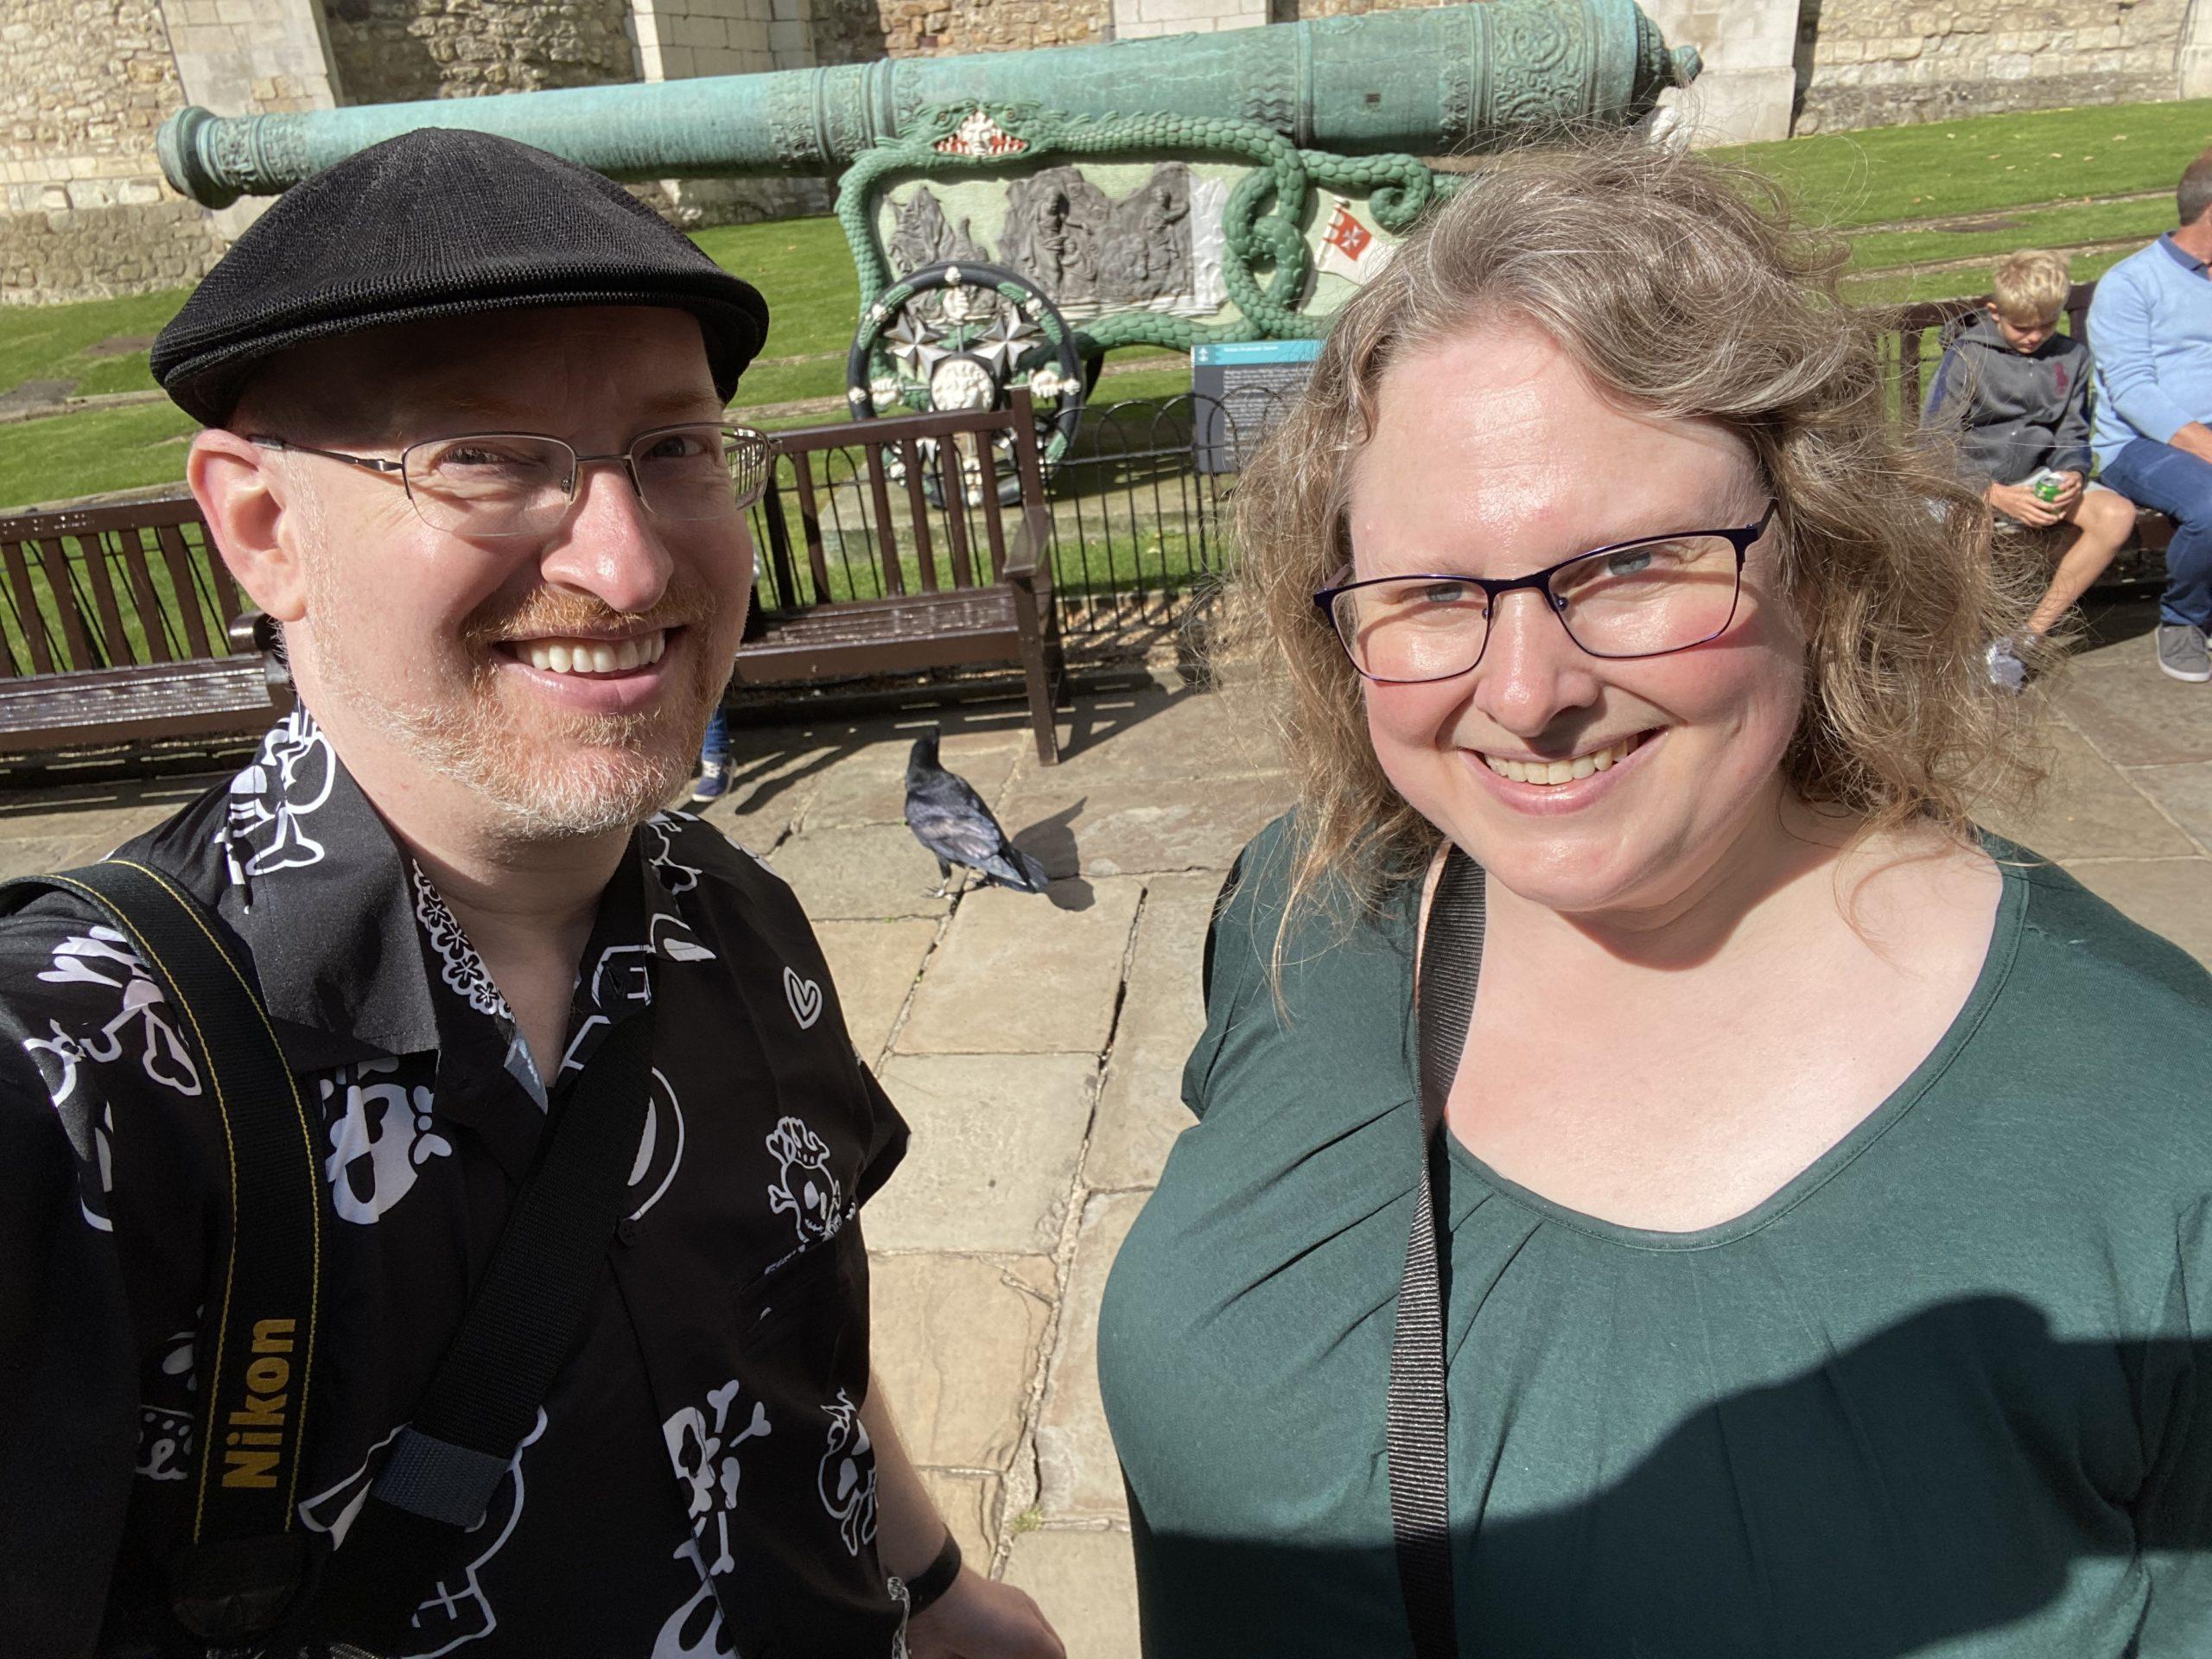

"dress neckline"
[1430,845,2031,1255]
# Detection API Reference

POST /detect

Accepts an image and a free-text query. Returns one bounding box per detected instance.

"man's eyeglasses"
[251,423,774,539]
[1312,502,1778,684]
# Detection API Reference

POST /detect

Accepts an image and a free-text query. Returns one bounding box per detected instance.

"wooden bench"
[0,496,286,760]
[737,391,1066,764]
[1887,278,2174,571]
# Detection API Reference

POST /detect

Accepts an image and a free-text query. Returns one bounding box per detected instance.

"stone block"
[897,877,1141,1056]
[814,917,938,1062]
[1002,1529,1141,1659]
[1036,1192,1144,1522]
[2055,657,2212,767]
[998,772,1292,881]
[766,821,952,921]
[768,16,810,52]
[1974,722,2196,862]
[869,1252,1056,1469]
[1087,872,1216,1191]
[803,728,1020,831]
[867,1052,1096,1254]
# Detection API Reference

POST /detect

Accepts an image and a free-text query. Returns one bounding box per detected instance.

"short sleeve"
[852,1060,909,1209]
[2138,1196,2212,1649]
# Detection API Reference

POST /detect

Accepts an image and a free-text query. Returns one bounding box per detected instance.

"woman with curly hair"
[1096,135,2212,1657]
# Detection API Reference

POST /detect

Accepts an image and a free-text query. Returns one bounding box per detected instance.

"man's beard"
[302,562,724,843]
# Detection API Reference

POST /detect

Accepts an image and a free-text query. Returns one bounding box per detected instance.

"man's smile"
[499,628,671,677]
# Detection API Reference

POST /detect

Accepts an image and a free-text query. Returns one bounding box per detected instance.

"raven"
[904,729,1051,896]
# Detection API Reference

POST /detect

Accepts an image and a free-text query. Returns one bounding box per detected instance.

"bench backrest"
[748,392,1050,613]
[0,496,247,679]
[1886,279,2099,416]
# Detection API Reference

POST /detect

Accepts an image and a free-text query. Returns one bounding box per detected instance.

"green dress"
[1097,815,2212,1657]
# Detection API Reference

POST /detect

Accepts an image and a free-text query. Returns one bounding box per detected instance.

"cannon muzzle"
[159,0,1698,207]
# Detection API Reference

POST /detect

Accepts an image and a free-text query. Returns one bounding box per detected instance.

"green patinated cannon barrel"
[159,0,1700,208]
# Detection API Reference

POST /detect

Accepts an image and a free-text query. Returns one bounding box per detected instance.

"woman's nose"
[1471,588,1602,734]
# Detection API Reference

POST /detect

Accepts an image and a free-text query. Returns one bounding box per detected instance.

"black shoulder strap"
[310,998,656,1650]
[0,860,324,1644]
[1389,844,1484,1659]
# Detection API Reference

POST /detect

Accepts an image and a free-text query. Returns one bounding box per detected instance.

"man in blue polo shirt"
[2089,146,2212,682]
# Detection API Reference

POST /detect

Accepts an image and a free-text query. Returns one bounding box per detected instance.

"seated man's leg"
[2094,439,2212,678]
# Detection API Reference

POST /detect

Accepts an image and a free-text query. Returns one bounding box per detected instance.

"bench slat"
[83,531,131,670]
[34,536,97,672]
[2,539,55,676]
[154,524,215,659]
[119,528,175,664]
[864,443,903,598]
[938,438,976,589]
[900,437,938,593]
[977,439,1008,581]
[790,448,831,605]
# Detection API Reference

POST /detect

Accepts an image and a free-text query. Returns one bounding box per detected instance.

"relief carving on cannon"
[156,0,1700,476]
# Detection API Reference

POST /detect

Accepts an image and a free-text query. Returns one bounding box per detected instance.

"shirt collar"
[2158,232,2209,275]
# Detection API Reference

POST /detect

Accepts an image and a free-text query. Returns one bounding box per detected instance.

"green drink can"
[2032,474,2063,503]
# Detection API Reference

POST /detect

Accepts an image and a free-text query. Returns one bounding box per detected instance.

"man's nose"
[539,459,674,615]
[1470,588,1603,735]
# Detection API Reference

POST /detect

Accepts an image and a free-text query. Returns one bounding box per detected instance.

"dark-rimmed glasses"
[251,423,773,539]
[1313,502,1778,684]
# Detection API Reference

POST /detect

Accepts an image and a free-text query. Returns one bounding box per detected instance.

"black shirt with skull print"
[0,709,909,1657]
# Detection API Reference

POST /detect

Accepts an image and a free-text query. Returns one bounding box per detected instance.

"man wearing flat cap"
[0,130,1062,1659]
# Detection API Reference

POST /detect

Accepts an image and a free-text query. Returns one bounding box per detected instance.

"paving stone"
[815,918,938,1062]
[1046,682,1284,785]
[690,741,842,853]
[1001,1528,1141,1659]
[2052,660,2212,768]
[0,831,131,880]
[898,877,1142,1055]
[1088,873,1218,1191]
[2125,761,2212,855]
[2065,858,2212,967]
[1001,772,1293,880]
[804,729,1021,830]
[1974,722,2196,861]
[868,1052,1096,1254]
[1036,1192,1144,1524]
[869,1252,1056,1471]
[918,1469,1000,1567]
[767,823,952,921]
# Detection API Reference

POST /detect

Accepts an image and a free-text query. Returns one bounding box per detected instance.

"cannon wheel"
[845,261,1085,506]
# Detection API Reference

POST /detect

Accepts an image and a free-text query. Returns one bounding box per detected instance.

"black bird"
[904,729,1051,896]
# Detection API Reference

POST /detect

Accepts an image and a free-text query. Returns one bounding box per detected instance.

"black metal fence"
[744,389,1294,652]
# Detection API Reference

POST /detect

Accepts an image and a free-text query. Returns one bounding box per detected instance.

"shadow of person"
[1125,1294,2212,1657]
[1012,798,1090,911]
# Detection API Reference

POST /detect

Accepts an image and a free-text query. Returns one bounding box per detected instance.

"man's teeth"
[515,632,667,675]
[1479,732,1645,785]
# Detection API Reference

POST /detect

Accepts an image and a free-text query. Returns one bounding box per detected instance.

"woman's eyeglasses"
[1312,501,1778,683]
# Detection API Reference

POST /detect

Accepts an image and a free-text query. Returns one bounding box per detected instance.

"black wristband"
[901,1530,963,1617]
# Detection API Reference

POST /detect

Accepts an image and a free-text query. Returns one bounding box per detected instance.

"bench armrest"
[1001,501,1053,597]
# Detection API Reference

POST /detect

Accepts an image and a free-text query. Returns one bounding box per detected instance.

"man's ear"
[188,429,308,623]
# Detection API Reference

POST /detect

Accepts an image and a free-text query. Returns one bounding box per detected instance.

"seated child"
[1922,248,2139,685]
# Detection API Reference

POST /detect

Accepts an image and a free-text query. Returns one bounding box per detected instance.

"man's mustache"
[464,575,720,648]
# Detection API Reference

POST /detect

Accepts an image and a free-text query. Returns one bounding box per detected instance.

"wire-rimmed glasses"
[1313,502,1778,684]
[250,423,774,538]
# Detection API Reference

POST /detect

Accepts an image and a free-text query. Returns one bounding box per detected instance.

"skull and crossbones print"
[663,1379,772,1576]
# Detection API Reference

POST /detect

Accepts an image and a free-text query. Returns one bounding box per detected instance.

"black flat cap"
[152,128,770,426]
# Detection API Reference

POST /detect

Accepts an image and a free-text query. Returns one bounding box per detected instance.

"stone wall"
[324,0,639,104]
[1797,0,2198,130]
[810,0,1105,65]
[0,0,224,302]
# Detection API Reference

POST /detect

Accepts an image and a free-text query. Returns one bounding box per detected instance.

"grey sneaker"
[2158,623,2212,683]
[1984,635,2030,693]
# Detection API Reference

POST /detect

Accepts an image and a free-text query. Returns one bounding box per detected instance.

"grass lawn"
[9,96,2212,517]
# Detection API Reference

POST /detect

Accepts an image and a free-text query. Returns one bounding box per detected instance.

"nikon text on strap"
[0,860,324,1643]
[1389,844,1484,1659]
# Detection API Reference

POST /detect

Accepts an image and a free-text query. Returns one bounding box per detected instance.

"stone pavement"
[0,597,2205,1656]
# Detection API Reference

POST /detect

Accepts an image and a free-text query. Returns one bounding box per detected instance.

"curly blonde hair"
[1228,133,2046,930]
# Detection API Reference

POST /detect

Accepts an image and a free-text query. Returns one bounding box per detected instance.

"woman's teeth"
[1479,731,1646,785]
[514,632,667,675]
